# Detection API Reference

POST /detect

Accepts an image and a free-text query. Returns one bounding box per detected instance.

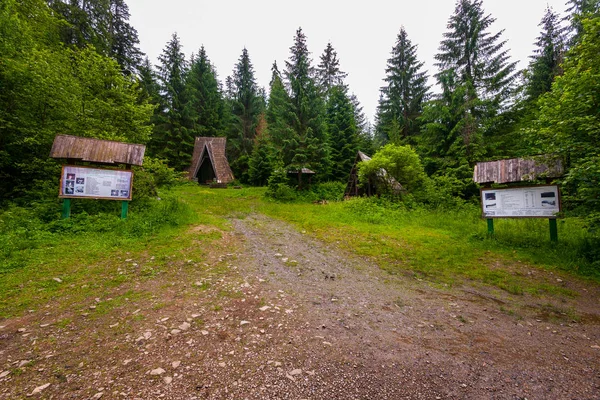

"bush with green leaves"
[358,144,427,197]
[265,162,296,201]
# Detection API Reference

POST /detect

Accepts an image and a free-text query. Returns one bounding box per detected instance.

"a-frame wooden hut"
[188,137,234,184]
[344,151,375,197]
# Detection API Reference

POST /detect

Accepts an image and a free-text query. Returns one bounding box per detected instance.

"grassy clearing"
[1,184,597,319]
[0,190,219,319]
[173,185,599,295]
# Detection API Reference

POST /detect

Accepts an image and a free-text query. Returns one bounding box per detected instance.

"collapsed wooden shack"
[473,156,563,185]
[49,134,145,167]
[344,151,375,197]
[187,137,234,186]
[344,151,403,198]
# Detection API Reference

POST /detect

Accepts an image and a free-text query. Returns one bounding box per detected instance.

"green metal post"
[61,198,71,219]
[549,218,558,242]
[121,201,129,220]
[487,218,494,238]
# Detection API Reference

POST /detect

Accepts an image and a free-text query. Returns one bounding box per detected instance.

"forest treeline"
[1,0,599,228]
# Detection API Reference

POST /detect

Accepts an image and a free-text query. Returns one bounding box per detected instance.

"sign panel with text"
[59,165,133,201]
[481,185,560,218]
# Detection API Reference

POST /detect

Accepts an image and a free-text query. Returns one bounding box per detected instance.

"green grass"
[171,185,600,294]
[0,184,598,320]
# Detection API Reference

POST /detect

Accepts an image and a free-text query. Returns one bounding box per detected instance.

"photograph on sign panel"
[66,173,75,180]
[76,177,85,184]
[485,193,496,201]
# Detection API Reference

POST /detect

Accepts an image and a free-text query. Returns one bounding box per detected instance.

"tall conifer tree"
[47,0,142,74]
[266,62,295,168]
[226,48,265,182]
[152,33,190,169]
[185,46,226,139]
[566,0,600,43]
[326,85,359,181]
[316,42,347,95]
[526,7,566,101]
[375,27,429,146]
[284,28,330,182]
[248,114,275,186]
[350,93,373,154]
[431,0,517,163]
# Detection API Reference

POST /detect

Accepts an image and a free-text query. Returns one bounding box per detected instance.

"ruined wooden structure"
[473,156,563,185]
[50,134,146,167]
[344,151,403,198]
[345,151,375,197]
[188,137,234,185]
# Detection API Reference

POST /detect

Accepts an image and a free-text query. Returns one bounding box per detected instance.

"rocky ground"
[1,214,599,399]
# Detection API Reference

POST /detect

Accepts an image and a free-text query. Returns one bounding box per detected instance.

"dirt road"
[1,213,599,399]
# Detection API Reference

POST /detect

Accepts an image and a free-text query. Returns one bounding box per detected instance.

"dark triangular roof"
[188,137,234,183]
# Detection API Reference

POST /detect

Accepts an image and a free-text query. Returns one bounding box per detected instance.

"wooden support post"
[61,198,71,219]
[121,201,129,220]
[549,218,558,242]
[487,218,494,238]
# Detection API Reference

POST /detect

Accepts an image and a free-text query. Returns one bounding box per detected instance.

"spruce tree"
[566,0,600,43]
[226,48,265,182]
[152,33,190,169]
[526,7,566,100]
[48,0,142,74]
[375,27,429,146]
[326,85,359,181]
[266,62,295,168]
[350,93,373,154]
[248,114,275,186]
[185,46,226,139]
[107,0,142,74]
[432,0,517,163]
[284,28,330,182]
[316,42,347,95]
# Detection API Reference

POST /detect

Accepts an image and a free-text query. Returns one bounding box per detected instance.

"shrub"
[305,182,346,202]
[266,162,297,201]
[358,144,427,197]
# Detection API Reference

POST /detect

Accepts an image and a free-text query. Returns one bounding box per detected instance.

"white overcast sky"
[127,0,570,123]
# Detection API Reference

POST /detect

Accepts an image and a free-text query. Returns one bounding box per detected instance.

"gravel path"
[231,214,600,400]
[0,213,599,399]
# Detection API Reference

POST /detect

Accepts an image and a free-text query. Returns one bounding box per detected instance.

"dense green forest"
[1,0,599,232]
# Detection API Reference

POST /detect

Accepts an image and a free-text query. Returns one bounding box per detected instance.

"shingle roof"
[188,137,235,183]
[473,156,564,184]
[49,134,146,166]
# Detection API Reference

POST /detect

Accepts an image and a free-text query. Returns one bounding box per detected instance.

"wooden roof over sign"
[50,135,146,166]
[473,156,563,184]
